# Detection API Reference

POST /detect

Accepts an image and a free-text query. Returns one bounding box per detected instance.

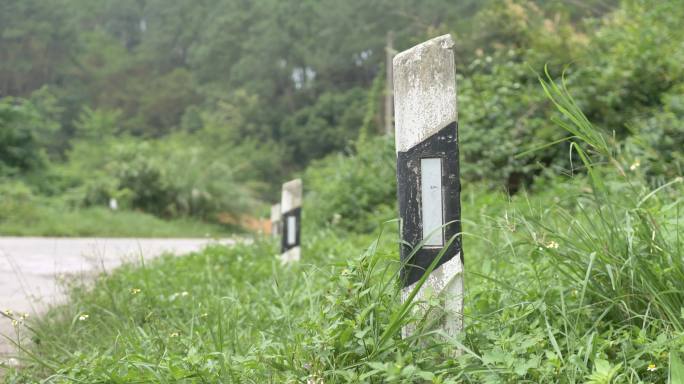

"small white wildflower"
[630,159,641,171]
[3,309,13,316]
[11,319,19,328]
[20,313,29,320]
[180,291,189,297]
[545,241,559,249]
[130,288,141,295]
[170,332,180,338]
[78,314,89,321]
[647,363,657,372]
[6,358,20,367]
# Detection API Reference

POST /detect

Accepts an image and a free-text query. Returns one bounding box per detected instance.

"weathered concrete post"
[280,179,302,263]
[270,203,281,238]
[393,34,463,338]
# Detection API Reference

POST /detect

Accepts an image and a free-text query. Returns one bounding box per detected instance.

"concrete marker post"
[393,34,463,339]
[280,179,302,263]
[270,203,282,238]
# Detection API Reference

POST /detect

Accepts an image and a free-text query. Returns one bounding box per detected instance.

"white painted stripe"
[400,252,463,338]
[281,179,302,212]
[393,34,457,153]
[280,246,300,264]
[270,203,281,222]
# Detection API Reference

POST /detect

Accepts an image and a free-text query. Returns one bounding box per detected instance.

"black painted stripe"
[396,122,462,287]
[281,207,301,252]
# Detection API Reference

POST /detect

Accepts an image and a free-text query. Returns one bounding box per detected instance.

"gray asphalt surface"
[0,237,234,357]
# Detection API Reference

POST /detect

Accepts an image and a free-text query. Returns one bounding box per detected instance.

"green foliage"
[304,135,396,232]
[2,0,581,184]
[0,180,35,220]
[4,0,678,230]
[457,0,683,190]
[0,180,230,237]
[5,172,682,382]
[281,88,367,166]
[458,52,556,190]
[0,0,75,96]
[61,135,255,220]
[573,0,684,131]
[74,107,121,139]
[7,35,684,380]
[0,98,48,176]
[624,84,684,183]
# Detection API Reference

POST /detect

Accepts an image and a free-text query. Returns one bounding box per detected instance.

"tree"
[0,97,48,175]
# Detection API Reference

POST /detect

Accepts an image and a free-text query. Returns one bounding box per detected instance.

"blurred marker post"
[280,179,302,263]
[270,203,281,238]
[393,34,463,338]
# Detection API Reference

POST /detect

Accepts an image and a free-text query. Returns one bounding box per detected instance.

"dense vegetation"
[2,0,684,382]
[5,0,672,230]
[3,85,683,381]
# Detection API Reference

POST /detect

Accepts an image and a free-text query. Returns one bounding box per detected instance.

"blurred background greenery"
[3,1,684,382]
[0,0,682,236]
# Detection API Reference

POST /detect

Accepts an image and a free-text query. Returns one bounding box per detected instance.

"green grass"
[0,201,232,238]
[3,172,682,382]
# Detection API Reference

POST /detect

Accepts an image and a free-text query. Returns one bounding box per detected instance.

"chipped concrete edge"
[401,253,464,339]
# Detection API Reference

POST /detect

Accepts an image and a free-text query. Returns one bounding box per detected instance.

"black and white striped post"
[393,34,463,338]
[270,203,281,238]
[280,179,302,263]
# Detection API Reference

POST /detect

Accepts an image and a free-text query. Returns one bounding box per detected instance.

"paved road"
[0,237,234,356]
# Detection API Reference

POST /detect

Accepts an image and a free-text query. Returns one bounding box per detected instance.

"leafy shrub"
[61,134,256,221]
[624,84,684,183]
[304,135,396,232]
[0,98,48,176]
[0,179,36,224]
[281,88,367,166]
[7,76,684,382]
[456,0,684,191]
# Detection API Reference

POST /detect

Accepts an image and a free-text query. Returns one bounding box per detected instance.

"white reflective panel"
[287,216,297,246]
[420,158,444,246]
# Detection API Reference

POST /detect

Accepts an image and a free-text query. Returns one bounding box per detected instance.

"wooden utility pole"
[393,34,463,338]
[385,30,396,136]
